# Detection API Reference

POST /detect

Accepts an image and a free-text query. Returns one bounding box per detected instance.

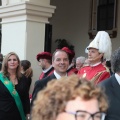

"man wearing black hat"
[31,49,69,107]
[36,52,54,80]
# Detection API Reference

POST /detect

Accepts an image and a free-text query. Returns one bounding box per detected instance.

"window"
[88,0,117,39]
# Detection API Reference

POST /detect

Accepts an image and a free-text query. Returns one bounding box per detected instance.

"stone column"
[0,0,56,93]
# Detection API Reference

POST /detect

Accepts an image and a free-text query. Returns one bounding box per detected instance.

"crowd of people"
[0,30,120,120]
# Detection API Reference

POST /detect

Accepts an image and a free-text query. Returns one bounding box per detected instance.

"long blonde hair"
[2,52,21,79]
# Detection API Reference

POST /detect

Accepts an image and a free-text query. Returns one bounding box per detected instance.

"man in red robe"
[78,31,112,84]
[62,47,78,75]
[36,52,54,80]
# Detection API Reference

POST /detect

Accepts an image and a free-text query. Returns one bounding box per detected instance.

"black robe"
[0,75,30,120]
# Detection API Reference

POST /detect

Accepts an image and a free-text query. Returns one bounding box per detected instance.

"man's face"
[88,48,102,64]
[52,51,69,76]
[38,59,46,70]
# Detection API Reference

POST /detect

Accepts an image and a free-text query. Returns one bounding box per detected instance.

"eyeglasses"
[66,110,106,120]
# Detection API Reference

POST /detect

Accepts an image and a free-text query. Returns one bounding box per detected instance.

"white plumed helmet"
[86,31,112,60]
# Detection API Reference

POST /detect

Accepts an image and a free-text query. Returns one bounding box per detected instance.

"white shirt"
[115,73,120,85]
[90,62,101,67]
[54,70,67,79]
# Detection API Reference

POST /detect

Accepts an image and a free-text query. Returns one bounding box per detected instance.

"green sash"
[0,73,26,120]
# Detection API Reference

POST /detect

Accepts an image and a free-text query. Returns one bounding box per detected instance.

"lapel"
[44,73,56,84]
[49,73,56,79]
[110,75,120,101]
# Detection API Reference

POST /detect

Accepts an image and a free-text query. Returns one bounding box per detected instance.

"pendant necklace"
[11,78,17,95]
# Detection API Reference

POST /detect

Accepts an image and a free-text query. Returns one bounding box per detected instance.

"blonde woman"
[0,52,30,120]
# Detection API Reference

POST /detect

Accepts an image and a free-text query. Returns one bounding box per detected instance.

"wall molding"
[0,1,56,23]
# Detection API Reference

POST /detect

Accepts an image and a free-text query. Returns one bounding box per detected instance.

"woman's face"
[56,97,100,120]
[7,55,19,71]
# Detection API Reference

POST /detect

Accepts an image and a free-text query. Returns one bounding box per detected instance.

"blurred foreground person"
[31,75,108,120]
[99,47,120,120]
[0,52,30,120]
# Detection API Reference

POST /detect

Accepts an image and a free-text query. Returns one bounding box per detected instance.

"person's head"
[76,56,86,70]
[87,48,103,64]
[71,57,76,68]
[31,75,108,120]
[2,52,21,78]
[62,47,75,64]
[52,50,69,76]
[105,61,111,69]
[21,60,33,77]
[86,31,112,65]
[0,53,3,62]
[111,47,120,74]
[36,52,52,70]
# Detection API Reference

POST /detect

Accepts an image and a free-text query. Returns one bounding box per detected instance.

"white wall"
[50,0,120,57]
[1,21,45,94]
[26,21,45,94]
[0,0,55,94]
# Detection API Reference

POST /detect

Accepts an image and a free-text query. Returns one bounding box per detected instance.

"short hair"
[2,52,21,78]
[52,49,69,62]
[76,56,86,64]
[106,60,111,68]
[0,53,3,62]
[31,75,108,120]
[111,47,120,73]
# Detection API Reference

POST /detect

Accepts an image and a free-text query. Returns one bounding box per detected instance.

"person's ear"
[99,53,104,58]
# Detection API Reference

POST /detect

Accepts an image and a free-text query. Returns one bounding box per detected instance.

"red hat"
[36,52,52,61]
[61,47,75,62]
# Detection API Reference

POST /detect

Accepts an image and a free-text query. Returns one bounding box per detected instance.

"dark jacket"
[0,75,30,120]
[31,73,56,107]
[99,75,120,120]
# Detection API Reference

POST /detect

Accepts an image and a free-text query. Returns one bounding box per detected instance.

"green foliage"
[55,39,74,51]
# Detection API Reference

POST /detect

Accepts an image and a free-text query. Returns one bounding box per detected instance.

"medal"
[4,80,9,85]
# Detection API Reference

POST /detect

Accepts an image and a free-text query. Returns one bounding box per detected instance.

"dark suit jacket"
[31,73,56,107]
[99,74,120,120]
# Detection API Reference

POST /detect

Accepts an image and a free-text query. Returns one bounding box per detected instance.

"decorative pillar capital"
[0,0,56,24]
[2,0,50,6]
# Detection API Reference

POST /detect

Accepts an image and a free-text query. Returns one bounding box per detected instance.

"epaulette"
[103,65,110,72]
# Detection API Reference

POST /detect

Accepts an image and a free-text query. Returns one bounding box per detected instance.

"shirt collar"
[115,73,120,85]
[90,62,101,67]
[43,65,53,73]
[54,70,67,79]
